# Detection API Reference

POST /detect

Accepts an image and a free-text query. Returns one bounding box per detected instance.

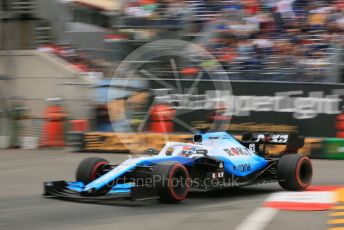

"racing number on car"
[271,135,288,143]
[249,144,255,152]
[212,172,224,179]
[238,164,251,173]
[257,134,289,143]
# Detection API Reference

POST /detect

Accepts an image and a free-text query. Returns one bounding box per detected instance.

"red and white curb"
[235,186,342,230]
[264,190,336,211]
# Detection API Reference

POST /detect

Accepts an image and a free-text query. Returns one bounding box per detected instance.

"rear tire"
[153,162,190,203]
[277,154,312,190]
[76,157,109,184]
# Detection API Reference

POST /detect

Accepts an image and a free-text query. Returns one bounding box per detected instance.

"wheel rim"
[168,165,189,200]
[296,158,312,187]
[172,171,187,197]
[90,162,108,181]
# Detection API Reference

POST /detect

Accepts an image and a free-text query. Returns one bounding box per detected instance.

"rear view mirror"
[193,135,203,143]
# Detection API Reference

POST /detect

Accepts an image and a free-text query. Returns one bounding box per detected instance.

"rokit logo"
[224,147,252,156]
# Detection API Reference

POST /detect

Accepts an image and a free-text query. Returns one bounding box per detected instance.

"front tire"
[76,157,109,184]
[153,162,190,203]
[277,154,313,190]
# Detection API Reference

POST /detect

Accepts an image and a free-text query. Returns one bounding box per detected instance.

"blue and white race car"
[43,132,313,203]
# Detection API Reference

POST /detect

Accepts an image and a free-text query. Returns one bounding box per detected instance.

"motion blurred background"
[0,0,344,157]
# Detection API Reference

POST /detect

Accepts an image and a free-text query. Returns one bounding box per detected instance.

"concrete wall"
[0,50,94,119]
[35,0,70,41]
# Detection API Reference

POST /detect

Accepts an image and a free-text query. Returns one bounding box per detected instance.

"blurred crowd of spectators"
[38,0,344,82]
[206,0,344,81]
[122,0,197,28]
[122,0,344,81]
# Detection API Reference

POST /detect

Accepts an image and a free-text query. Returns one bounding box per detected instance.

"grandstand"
[31,0,344,82]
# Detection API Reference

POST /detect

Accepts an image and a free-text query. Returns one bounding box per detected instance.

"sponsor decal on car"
[224,147,252,157]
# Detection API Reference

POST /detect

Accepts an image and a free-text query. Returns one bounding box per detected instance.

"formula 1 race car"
[43,132,313,203]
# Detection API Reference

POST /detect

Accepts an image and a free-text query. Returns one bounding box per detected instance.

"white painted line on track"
[234,207,279,230]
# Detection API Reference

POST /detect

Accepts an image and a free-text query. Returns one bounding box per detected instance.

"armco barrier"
[20,119,40,149]
[68,132,319,156]
[0,136,10,149]
[67,132,85,152]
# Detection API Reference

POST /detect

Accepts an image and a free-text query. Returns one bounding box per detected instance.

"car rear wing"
[240,133,305,156]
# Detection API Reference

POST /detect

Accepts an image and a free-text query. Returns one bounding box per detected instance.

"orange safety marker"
[149,104,176,133]
[70,120,89,132]
[337,188,344,202]
[328,188,344,230]
[330,212,344,217]
[40,104,66,147]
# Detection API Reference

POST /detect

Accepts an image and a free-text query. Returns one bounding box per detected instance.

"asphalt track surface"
[0,149,343,230]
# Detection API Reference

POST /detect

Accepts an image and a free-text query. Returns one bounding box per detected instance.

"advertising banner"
[103,79,344,138]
